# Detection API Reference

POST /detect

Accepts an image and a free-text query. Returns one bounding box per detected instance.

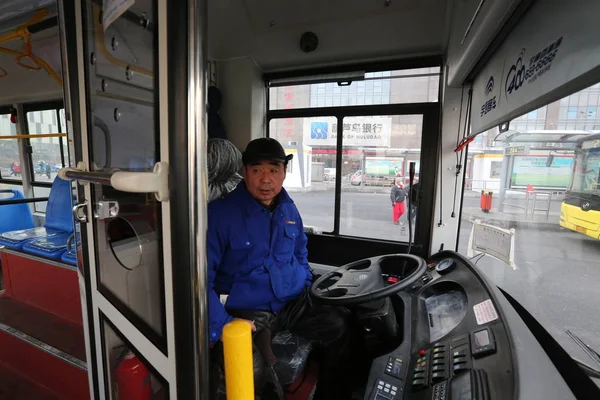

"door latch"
[72,202,88,223]
[94,200,119,220]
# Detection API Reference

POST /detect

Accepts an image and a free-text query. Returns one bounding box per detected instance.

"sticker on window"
[473,299,498,325]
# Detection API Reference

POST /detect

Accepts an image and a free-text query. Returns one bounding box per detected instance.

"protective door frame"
[57,0,209,398]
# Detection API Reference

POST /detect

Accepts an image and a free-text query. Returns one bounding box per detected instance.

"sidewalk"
[461,207,563,231]
[287,184,565,199]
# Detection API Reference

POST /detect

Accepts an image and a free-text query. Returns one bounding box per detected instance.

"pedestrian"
[390,177,406,225]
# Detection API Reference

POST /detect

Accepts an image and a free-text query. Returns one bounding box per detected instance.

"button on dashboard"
[453,363,469,373]
[412,378,426,388]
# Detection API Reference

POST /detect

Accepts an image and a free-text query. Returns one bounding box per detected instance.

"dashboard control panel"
[432,381,448,400]
[409,334,472,393]
[471,327,496,358]
[373,378,400,399]
[385,356,405,379]
[365,253,514,400]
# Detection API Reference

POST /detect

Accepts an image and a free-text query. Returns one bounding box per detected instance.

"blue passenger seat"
[0,177,74,252]
[0,189,35,234]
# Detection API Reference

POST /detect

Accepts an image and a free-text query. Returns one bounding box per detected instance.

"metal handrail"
[58,162,169,202]
[530,192,552,220]
[0,196,49,206]
[60,168,114,186]
[501,191,553,220]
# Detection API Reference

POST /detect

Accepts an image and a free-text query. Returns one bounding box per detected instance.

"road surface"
[290,189,600,366]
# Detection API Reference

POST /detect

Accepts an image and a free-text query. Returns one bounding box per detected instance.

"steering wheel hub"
[310,254,427,305]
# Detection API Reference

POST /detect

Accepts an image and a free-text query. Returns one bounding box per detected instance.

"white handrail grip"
[110,162,169,202]
[58,162,169,202]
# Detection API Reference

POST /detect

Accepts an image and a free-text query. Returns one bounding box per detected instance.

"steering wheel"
[310,254,427,305]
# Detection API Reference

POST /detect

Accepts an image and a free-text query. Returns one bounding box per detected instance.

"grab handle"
[59,162,169,202]
[15,38,41,71]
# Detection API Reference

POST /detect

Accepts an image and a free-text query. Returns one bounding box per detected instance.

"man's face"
[243,159,286,206]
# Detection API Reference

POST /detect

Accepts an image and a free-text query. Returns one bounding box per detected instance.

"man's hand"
[233,318,257,332]
[392,202,396,206]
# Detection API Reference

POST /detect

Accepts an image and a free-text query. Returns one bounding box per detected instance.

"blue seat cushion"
[61,247,77,266]
[22,232,72,261]
[0,227,57,250]
[0,177,74,251]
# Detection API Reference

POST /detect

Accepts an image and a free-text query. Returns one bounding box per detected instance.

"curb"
[287,186,566,200]
[286,185,391,194]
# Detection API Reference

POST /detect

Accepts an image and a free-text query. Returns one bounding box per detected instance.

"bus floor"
[0,363,61,400]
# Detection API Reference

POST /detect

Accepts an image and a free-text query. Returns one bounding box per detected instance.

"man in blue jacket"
[208,138,349,398]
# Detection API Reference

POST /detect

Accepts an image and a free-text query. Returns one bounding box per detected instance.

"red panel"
[1,252,14,295]
[0,297,86,361]
[0,330,90,400]
[0,362,63,400]
[1,252,82,325]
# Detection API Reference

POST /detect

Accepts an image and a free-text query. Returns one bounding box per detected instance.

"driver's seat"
[271,331,313,387]
[211,329,314,399]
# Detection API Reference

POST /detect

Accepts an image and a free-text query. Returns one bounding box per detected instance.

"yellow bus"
[560,135,600,239]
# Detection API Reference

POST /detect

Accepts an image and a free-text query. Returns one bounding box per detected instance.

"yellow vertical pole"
[222,319,254,399]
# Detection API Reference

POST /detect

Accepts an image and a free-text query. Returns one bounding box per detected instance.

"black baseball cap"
[242,138,293,165]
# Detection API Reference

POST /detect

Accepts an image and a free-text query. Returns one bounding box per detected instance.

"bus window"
[26,107,65,212]
[270,117,336,233]
[31,186,51,213]
[0,113,21,183]
[26,108,64,183]
[340,114,422,240]
[571,145,600,194]
[267,66,440,241]
[458,81,600,363]
[269,67,440,110]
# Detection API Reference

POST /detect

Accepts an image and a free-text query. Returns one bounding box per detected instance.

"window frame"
[0,106,22,186]
[265,59,442,261]
[23,101,66,213]
[0,100,65,213]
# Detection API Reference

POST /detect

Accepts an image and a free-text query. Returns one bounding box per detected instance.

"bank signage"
[304,116,392,147]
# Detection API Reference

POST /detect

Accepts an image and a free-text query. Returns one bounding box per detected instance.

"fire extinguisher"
[115,350,152,400]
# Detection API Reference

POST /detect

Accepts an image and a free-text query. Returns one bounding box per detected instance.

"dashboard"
[359,251,578,400]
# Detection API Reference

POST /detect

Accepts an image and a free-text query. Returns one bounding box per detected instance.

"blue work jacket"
[207,182,311,345]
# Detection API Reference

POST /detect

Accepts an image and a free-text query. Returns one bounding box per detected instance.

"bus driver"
[207,137,350,399]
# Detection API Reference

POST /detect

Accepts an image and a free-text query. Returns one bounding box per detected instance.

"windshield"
[459,81,600,377]
[571,146,600,194]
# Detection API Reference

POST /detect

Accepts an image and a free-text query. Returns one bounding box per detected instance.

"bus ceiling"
[0,3,62,105]
[0,0,598,125]
[0,0,56,28]
[207,0,451,72]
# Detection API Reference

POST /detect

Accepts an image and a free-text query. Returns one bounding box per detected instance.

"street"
[290,188,600,365]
